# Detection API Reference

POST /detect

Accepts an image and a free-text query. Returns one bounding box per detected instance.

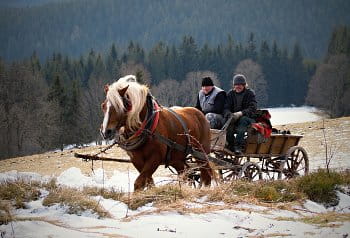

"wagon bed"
[205,128,309,182]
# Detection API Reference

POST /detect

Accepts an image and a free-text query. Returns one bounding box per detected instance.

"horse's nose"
[105,129,113,138]
[100,128,113,140]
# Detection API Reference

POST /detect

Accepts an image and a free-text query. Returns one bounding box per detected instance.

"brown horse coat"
[100,75,212,190]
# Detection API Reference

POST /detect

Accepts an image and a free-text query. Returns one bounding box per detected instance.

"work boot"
[226,143,235,152]
[233,145,242,155]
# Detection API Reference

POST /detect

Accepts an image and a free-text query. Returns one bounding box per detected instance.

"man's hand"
[232,111,243,121]
[224,111,231,120]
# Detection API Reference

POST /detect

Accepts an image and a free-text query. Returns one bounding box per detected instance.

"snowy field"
[266,106,323,125]
[2,106,350,238]
[1,168,350,238]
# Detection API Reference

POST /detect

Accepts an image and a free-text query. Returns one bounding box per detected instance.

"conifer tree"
[148,42,167,85]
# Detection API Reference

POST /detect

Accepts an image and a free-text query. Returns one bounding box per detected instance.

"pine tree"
[178,36,199,80]
[246,32,258,61]
[106,43,120,78]
[148,41,167,85]
[290,42,307,105]
[47,74,67,150]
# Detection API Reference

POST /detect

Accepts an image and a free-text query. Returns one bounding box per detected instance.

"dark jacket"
[224,88,257,118]
[195,87,226,115]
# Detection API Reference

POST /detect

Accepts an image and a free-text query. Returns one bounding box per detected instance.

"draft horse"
[100,75,212,191]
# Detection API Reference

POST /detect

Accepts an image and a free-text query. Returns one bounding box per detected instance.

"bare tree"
[119,61,151,86]
[151,79,181,107]
[306,54,350,117]
[81,75,109,143]
[235,59,268,107]
[178,71,221,107]
[0,63,58,158]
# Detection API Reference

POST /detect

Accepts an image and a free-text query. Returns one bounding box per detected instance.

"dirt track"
[1,117,349,177]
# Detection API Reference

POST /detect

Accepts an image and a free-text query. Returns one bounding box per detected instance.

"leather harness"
[115,94,207,167]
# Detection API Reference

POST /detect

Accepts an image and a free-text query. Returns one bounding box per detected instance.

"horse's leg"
[134,156,160,191]
[199,163,212,187]
[169,159,185,182]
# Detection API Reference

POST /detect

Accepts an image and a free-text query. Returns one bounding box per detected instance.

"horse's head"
[100,84,131,140]
[100,75,149,140]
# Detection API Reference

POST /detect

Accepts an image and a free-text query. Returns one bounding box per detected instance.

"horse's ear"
[118,85,129,97]
[104,84,109,94]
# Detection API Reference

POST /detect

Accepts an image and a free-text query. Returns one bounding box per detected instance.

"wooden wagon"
[206,127,309,182]
[76,121,309,185]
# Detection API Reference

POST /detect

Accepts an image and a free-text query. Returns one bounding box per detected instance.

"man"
[224,74,257,154]
[195,77,226,129]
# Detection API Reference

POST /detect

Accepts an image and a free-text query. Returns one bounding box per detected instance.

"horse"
[100,75,213,191]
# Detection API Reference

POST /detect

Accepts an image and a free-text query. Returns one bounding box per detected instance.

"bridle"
[121,95,132,113]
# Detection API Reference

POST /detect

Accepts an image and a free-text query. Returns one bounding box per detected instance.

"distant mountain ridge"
[0,0,66,7]
[1,0,350,60]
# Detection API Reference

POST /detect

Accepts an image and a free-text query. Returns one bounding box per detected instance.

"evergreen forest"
[1,0,350,60]
[0,1,350,160]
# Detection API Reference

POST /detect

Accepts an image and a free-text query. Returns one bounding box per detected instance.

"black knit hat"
[201,77,214,86]
[233,74,247,85]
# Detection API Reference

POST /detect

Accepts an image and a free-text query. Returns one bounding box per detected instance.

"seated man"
[195,77,226,129]
[224,74,257,154]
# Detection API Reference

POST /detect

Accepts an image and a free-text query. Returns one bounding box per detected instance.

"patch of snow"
[266,106,323,126]
[2,167,350,238]
[327,191,350,213]
[56,167,172,192]
[185,202,204,209]
[0,221,95,238]
[0,170,50,183]
[303,200,328,213]
[234,202,269,211]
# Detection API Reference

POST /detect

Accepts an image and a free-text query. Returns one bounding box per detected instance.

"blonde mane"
[106,75,149,131]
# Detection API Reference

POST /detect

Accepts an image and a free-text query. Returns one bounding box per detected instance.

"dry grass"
[295,169,349,206]
[0,178,111,218]
[0,202,13,225]
[0,179,41,209]
[43,186,111,218]
[1,170,349,220]
[276,212,350,227]
[114,179,303,212]
[83,186,124,201]
[120,184,184,210]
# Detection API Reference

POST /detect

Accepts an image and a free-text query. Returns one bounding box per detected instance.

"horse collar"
[131,96,160,139]
[118,95,160,150]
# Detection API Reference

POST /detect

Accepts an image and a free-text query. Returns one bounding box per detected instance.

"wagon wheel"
[283,146,309,178]
[238,162,262,181]
[213,152,242,182]
[183,160,202,188]
[264,157,285,180]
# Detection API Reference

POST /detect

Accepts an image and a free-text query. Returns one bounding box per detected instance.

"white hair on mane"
[107,75,149,131]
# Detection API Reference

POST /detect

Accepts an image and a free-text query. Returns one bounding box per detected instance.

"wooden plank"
[74,153,131,163]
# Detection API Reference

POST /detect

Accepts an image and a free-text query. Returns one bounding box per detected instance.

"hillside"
[1,116,349,177]
[0,117,350,237]
[1,0,350,60]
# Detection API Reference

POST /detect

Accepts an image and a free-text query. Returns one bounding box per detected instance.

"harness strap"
[165,108,192,154]
[128,95,159,140]
[149,130,207,161]
[117,94,160,150]
[162,108,194,167]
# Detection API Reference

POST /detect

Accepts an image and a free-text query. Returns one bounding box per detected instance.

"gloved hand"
[232,111,243,121]
[223,110,231,120]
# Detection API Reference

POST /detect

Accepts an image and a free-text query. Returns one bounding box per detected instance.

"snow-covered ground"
[1,168,349,238]
[2,106,349,238]
[266,106,323,125]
